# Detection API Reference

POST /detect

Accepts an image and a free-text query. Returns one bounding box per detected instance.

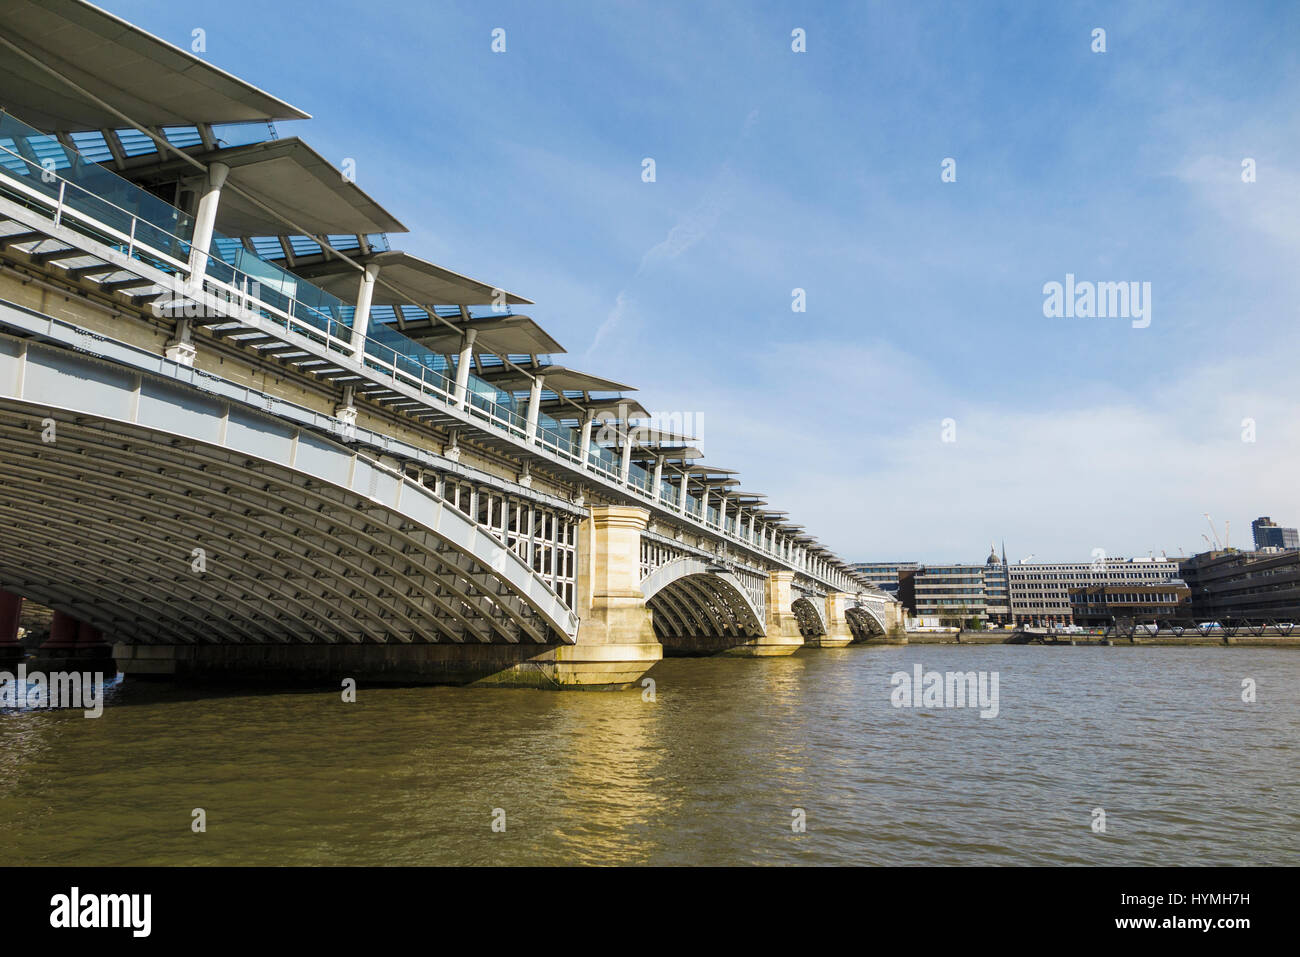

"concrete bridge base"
[472,642,662,690]
[802,634,853,648]
[114,640,660,690]
[515,504,661,688]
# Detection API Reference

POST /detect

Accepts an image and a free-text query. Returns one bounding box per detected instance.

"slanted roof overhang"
[113,138,405,237]
[392,314,562,357]
[538,397,649,419]
[0,0,309,132]
[687,477,742,494]
[634,446,703,463]
[476,365,632,394]
[615,428,698,447]
[289,249,532,307]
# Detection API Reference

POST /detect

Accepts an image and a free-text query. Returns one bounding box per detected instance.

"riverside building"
[846,562,919,597]
[899,564,989,628]
[1007,558,1181,627]
[1180,549,1300,623]
[1067,582,1191,626]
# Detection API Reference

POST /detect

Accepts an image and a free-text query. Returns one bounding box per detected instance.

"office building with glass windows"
[1007,558,1182,627]
[1251,517,1299,551]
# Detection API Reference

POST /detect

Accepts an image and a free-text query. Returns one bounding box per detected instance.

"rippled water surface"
[1,646,1296,865]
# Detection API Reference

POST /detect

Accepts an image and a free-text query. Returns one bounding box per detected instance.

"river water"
[1,646,1296,865]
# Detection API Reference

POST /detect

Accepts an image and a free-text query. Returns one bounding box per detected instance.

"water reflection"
[0,648,1295,865]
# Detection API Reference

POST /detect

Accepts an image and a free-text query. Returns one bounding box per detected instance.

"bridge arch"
[791,595,827,639]
[0,337,578,662]
[845,604,888,641]
[640,556,764,654]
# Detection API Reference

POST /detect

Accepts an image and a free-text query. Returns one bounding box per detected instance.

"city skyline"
[855,514,1287,566]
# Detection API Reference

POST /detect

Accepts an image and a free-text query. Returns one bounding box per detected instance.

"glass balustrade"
[0,109,193,264]
[659,481,677,505]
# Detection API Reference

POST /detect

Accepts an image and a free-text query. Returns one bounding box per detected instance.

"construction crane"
[1203,513,1227,550]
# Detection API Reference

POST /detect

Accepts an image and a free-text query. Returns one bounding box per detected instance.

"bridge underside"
[845,606,887,641]
[644,569,765,656]
[0,338,584,684]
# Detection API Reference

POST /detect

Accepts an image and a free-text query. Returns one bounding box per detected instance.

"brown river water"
[1,645,1296,865]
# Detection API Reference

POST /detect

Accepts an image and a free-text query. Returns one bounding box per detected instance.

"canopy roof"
[631,445,703,462]
[615,427,698,446]
[395,314,561,357]
[539,397,649,419]
[291,250,531,307]
[117,138,405,237]
[0,0,309,132]
[475,365,632,394]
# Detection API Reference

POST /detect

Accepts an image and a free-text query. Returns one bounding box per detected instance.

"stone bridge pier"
[483,505,662,690]
[723,571,804,657]
[804,591,857,648]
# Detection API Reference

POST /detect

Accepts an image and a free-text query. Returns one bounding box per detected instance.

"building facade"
[1068,582,1191,626]
[1180,549,1300,622]
[847,562,919,597]
[982,546,1011,626]
[900,565,989,628]
[1007,558,1182,627]
[1251,517,1299,551]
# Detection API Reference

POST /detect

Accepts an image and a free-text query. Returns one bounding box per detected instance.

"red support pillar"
[43,610,81,649]
[0,589,23,653]
[76,620,106,649]
[34,610,115,672]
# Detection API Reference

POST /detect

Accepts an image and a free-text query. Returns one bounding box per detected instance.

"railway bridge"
[0,0,901,688]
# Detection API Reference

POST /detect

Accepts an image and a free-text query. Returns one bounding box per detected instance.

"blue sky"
[112,0,1300,562]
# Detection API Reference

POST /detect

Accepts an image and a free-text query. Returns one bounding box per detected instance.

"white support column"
[187,161,230,283]
[620,425,634,483]
[700,485,711,523]
[719,497,728,532]
[453,328,478,408]
[525,374,545,442]
[579,412,595,464]
[651,455,664,498]
[350,263,380,359]
[677,472,688,512]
